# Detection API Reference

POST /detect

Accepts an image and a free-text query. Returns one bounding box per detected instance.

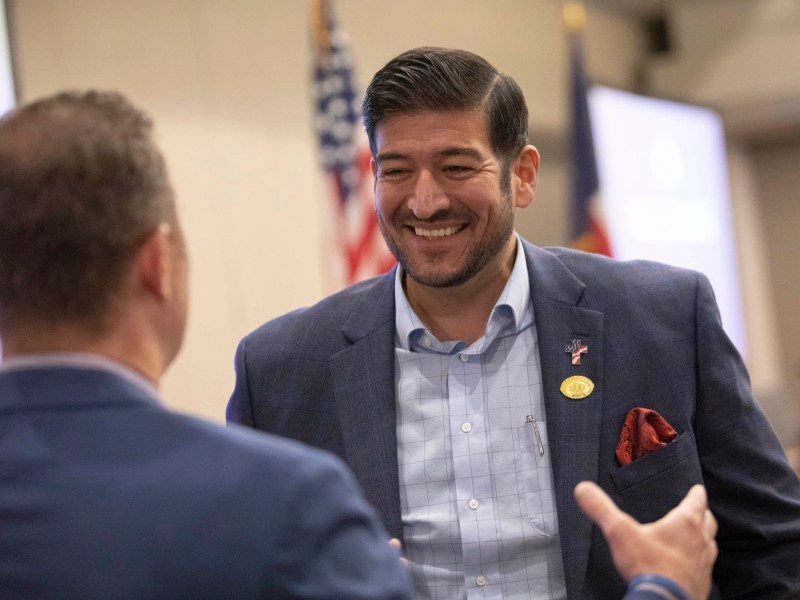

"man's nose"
[408,170,449,219]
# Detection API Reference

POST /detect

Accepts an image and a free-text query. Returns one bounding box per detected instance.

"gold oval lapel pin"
[560,375,594,399]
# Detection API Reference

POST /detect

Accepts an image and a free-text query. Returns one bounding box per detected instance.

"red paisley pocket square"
[615,408,678,466]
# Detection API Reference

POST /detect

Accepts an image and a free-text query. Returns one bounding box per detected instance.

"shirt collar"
[394,234,533,352]
[0,352,162,402]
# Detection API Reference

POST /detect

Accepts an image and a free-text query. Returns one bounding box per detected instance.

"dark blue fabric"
[0,367,411,599]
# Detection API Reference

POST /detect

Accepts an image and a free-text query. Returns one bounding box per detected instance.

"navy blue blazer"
[0,365,411,599]
[228,240,800,599]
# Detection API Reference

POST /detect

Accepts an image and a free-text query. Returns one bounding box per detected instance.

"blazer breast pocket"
[609,429,704,519]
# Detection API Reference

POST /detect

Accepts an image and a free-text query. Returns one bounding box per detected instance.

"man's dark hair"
[0,90,176,334]
[362,47,529,163]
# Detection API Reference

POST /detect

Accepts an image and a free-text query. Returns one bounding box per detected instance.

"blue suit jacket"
[228,240,800,599]
[0,365,411,599]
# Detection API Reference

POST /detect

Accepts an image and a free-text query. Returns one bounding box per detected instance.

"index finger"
[681,484,708,511]
[664,484,708,524]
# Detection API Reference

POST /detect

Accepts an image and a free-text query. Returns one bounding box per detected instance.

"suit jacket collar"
[0,365,161,413]
[0,352,161,400]
[339,266,398,344]
[331,268,403,539]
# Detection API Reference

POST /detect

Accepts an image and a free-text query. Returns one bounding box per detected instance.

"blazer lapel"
[329,270,403,540]
[524,242,605,599]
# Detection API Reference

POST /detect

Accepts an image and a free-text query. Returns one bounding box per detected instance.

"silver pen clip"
[525,414,544,456]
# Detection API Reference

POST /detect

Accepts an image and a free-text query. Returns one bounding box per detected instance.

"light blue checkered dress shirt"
[394,236,567,599]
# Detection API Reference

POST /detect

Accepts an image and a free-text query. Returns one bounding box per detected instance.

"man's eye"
[380,168,406,177]
[444,165,471,173]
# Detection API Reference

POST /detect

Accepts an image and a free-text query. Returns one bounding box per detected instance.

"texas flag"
[565,1,613,257]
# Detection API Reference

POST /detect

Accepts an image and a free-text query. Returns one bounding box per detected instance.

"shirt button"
[459,353,469,362]
[468,498,479,510]
[461,422,472,433]
[476,575,487,587]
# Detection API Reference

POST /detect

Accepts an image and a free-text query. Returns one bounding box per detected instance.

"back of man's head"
[0,91,176,340]
[362,46,529,164]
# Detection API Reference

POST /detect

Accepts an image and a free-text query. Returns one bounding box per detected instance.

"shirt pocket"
[515,420,559,536]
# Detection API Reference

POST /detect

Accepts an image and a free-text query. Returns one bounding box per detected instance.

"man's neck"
[404,239,517,344]
[2,323,163,387]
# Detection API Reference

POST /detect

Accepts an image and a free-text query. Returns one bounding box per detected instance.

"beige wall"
[8,0,799,445]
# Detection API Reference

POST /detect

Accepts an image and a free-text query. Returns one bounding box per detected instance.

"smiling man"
[228,47,800,599]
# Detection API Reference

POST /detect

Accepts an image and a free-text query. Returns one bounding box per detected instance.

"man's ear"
[136,224,173,302]
[513,145,540,209]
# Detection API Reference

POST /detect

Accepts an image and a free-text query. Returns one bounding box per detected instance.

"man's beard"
[378,174,515,289]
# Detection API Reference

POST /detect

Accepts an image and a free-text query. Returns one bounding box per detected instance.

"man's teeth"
[415,226,460,238]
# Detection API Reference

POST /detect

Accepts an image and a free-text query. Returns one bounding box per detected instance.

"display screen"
[588,85,747,358]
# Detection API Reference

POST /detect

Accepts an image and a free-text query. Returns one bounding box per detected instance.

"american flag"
[310,0,395,289]
[565,1,613,257]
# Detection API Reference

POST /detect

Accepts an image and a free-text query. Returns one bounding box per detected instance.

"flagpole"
[563,0,586,34]
[310,0,330,57]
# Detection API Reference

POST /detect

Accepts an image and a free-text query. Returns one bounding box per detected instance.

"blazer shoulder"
[541,245,706,302]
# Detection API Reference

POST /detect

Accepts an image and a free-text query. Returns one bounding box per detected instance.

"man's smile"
[412,225,466,238]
